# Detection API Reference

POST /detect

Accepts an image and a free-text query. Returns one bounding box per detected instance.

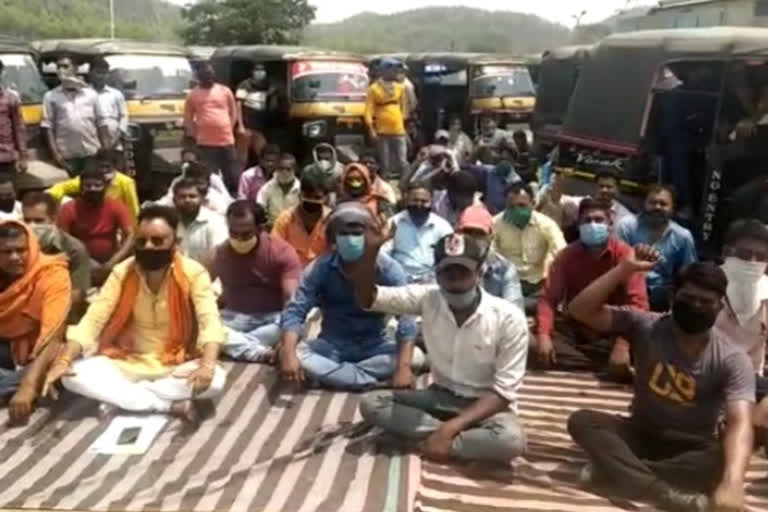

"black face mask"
[135,248,173,271]
[407,205,431,226]
[672,298,718,335]
[0,199,15,212]
[302,201,323,214]
[82,191,104,206]
[642,210,670,229]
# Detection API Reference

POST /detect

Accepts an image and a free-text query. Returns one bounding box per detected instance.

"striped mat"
[415,371,768,512]
[0,363,416,512]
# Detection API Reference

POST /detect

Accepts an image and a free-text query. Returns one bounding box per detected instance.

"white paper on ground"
[88,414,168,455]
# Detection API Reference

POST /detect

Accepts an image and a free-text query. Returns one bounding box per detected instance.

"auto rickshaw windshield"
[291,61,368,102]
[470,66,535,98]
[0,53,49,104]
[104,54,193,100]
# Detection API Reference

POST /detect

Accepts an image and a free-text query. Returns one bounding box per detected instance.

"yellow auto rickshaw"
[34,38,194,196]
[211,45,369,157]
[468,56,537,126]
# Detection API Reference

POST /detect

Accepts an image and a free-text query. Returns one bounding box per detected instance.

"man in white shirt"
[159,160,232,216]
[172,177,227,267]
[89,58,128,152]
[0,173,21,221]
[353,229,528,464]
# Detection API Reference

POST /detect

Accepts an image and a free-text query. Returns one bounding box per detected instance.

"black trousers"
[567,409,724,498]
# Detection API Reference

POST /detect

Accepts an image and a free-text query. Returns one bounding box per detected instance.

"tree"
[180,0,316,45]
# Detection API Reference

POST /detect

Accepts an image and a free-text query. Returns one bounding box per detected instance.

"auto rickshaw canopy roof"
[532,45,594,132]
[32,38,189,59]
[561,27,768,152]
[187,46,216,61]
[0,35,36,55]
[211,45,366,63]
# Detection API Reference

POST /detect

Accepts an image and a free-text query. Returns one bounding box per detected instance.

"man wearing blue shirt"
[278,202,421,390]
[617,185,697,311]
[385,182,453,283]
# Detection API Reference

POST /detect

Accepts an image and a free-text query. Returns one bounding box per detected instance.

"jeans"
[360,385,526,463]
[0,343,20,398]
[197,145,241,193]
[521,279,544,316]
[567,409,723,498]
[377,135,408,178]
[221,310,281,362]
[297,336,419,391]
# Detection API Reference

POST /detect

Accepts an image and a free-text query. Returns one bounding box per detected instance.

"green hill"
[0,0,182,42]
[303,7,571,55]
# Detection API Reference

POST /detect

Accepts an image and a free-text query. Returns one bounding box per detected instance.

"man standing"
[22,192,91,317]
[0,173,21,221]
[493,182,566,314]
[365,58,408,179]
[0,59,27,175]
[0,221,71,425]
[385,182,453,283]
[235,63,271,164]
[173,178,227,267]
[56,165,135,285]
[271,174,330,267]
[279,202,419,391]
[535,198,648,374]
[42,56,106,176]
[617,185,697,311]
[212,201,302,362]
[595,169,632,225]
[568,253,754,512]
[473,114,512,162]
[355,231,529,464]
[256,153,301,226]
[184,62,239,193]
[46,205,227,425]
[89,58,128,152]
[159,160,232,217]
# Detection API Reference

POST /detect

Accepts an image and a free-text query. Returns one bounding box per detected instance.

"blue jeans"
[0,368,21,398]
[297,336,399,391]
[221,310,281,362]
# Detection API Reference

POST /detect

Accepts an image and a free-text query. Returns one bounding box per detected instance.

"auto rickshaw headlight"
[303,121,327,138]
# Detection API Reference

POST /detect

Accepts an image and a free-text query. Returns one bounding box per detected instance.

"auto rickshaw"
[0,35,67,191]
[554,27,768,254]
[531,45,593,160]
[33,38,194,197]
[210,45,369,158]
[524,52,543,89]
[187,46,216,74]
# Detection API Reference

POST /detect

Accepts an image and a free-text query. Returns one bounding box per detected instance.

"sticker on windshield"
[292,61,367,78]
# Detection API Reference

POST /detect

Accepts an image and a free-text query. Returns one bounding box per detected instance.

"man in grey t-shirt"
[567,250,754,512]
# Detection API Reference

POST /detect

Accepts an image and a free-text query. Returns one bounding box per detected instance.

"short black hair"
[447,170,478,194]
[0,172,14,187]
[262,144,281,157]
[138,204,179,231]
[21,191,58,217]
[724,218,768,247]
[646,184,677,205]
[0,223,26,240]
[596,168,620,184]
[407,180,432,195]
[226,200,268,226]
[675,262,728,297]
[578,196,612,219]
[93,148,117,167]
[505,180,534,198]
[513,129,527,139]
[172,177,203,196]
[279,153,297,165]
[80,163,107,182]
[183,161,209,178]
[91,57,109,72]
[300,174,327,196]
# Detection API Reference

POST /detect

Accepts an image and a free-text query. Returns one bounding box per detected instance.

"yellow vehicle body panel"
[471,96,536,113]
[20,104,43,126]
[125,99,185,123]
[555,166,643,190]
[288,102,366,119]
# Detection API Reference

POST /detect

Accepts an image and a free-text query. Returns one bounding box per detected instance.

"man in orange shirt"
[184,62,239,193]
[365,59,408,180]
[272,174,330,267]
[0,221,71,425]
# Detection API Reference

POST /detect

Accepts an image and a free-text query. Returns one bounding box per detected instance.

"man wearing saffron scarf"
[44,205,227,424]
[0,221,71,424]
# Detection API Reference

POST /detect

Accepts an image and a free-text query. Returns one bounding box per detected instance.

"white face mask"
[723,256,767,284]
[722,256,768,324]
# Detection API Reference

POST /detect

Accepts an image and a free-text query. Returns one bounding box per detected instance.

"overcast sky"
[168,0,651,27]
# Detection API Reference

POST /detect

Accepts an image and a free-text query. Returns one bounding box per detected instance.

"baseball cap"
[457,205,493,235]
[434,233,487,272]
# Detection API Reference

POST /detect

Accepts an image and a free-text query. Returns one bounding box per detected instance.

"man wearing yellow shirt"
[365,59,408,179]
[43,205,226,425]
[47,150,140,221]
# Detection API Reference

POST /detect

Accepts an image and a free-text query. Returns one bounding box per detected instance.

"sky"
[167,0,652,27]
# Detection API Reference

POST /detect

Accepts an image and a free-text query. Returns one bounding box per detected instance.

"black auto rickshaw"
[210,45,369,158]
[0,35,67,191]
[531,45,593,161]
[34,38,194,197]
[524,52,543,89]
[554,27,768,254]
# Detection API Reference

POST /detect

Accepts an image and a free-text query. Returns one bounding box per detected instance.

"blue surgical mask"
[579,222,610,248]
[441,286,479,310]
[336,234,365,262]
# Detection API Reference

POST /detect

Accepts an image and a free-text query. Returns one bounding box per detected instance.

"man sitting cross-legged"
[278,202,421,391]
[567,249,754,512]
[355,227,529,465]
[0,221,71,425]
[44,205,227,425]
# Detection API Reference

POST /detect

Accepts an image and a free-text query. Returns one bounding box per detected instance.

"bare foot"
[171,400,201,429]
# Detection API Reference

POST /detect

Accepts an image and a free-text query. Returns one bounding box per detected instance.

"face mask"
[302,200,324,214]
[672,298,718,335]
[579,222,610,248]
[407,206,431,226]
[82,191,104,205]
[345,180,367,198]
[277,172,295,185]
[135,248,173,271]
[316,160,333,172]
[722,256,768,285]
[642,210,670,229]
[504,206,532,229]
[336,234,365,262]
[229,236,258,255]
[252,71,266,82]
[441,286,479,310]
